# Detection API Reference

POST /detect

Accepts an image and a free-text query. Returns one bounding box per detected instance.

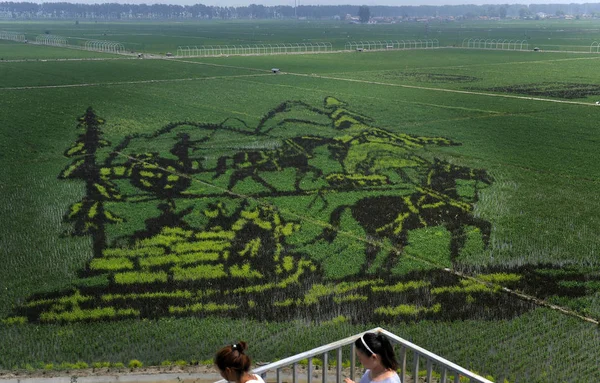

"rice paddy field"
[1,19,600,382]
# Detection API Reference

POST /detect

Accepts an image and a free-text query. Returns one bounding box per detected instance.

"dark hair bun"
[234,341,248,353]
[215,341,252,374]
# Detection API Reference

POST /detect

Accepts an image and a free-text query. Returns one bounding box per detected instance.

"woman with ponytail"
[214,341,265,383]
[344,332,401,383]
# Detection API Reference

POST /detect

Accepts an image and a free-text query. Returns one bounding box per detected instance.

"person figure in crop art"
[344,332,401,383]
[215,341,265,383]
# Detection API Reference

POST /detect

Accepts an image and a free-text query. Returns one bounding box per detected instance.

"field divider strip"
[292,55,600,78]
[434,51,600,69]
[0,73,272,91]
[113,149,600,326]
[172,58,273,73]
[0,57,137,63]
[232,77,506,115]
[286,72,599,107]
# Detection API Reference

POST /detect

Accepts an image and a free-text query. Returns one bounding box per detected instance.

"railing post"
[350,343,356,381]
[426,359,432,383]
[322,352,328,383]
[293,362,298,383]
[308,357,313,383]
[441,367,447,383]
[400,346,407,383]
[337,347,343,383]
[277,368,282,383]
[413,351,419,383]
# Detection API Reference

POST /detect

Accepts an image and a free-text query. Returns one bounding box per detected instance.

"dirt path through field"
[286,72,599,107]
[0,73,272,91]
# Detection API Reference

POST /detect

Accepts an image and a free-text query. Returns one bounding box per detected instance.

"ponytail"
[355,333,398,370]
[215,341,251,377]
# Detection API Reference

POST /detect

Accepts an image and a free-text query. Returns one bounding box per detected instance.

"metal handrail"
[213,327,493,383]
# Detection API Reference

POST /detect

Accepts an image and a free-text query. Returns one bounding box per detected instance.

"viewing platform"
[214,327,492,383]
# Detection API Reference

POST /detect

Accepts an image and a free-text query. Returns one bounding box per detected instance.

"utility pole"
[295,0,297,19]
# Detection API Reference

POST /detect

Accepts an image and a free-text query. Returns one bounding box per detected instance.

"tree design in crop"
[58,107,123,257]
[9,98,542,325]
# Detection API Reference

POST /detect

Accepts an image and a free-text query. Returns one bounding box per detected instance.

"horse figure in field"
[324,159,492,271]
[313,98,493,269]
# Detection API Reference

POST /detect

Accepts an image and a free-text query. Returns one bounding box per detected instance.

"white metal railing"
[0,31,25,42]
[461,38,528,51]
[345,40,438,51]
[35,34,67,46]
[176,42,332,57]
[214,327,493,383]
[84,39,125,53]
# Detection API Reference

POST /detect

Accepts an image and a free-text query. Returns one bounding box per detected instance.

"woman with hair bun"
[344,332,401,383]
[214,341,265,383]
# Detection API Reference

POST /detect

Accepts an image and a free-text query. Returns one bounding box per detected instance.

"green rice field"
[1,19,600,382]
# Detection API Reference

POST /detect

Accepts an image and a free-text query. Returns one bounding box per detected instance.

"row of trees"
[1,2,600,20]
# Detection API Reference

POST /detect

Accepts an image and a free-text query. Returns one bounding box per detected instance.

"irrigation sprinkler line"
[0,73,273,91]
[287,72,600,107]
[112,150,600,326]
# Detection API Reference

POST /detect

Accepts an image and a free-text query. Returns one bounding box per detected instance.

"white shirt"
[246,374,266,383]
[358,370,401,383]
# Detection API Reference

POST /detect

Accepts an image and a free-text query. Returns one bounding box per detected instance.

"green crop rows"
[1,19,600,383]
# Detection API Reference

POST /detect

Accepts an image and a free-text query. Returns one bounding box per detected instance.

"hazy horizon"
[32,0,585,8]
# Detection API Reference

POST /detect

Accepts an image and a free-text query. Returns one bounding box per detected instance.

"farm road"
[287,72,599,107]
[420,52,600,70]
[0,57,136,63]
[0,73,273,91]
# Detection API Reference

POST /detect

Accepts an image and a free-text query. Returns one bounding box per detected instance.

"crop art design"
[11,97,536,324]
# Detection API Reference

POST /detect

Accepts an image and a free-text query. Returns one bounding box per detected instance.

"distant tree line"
[1,2,600,20]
